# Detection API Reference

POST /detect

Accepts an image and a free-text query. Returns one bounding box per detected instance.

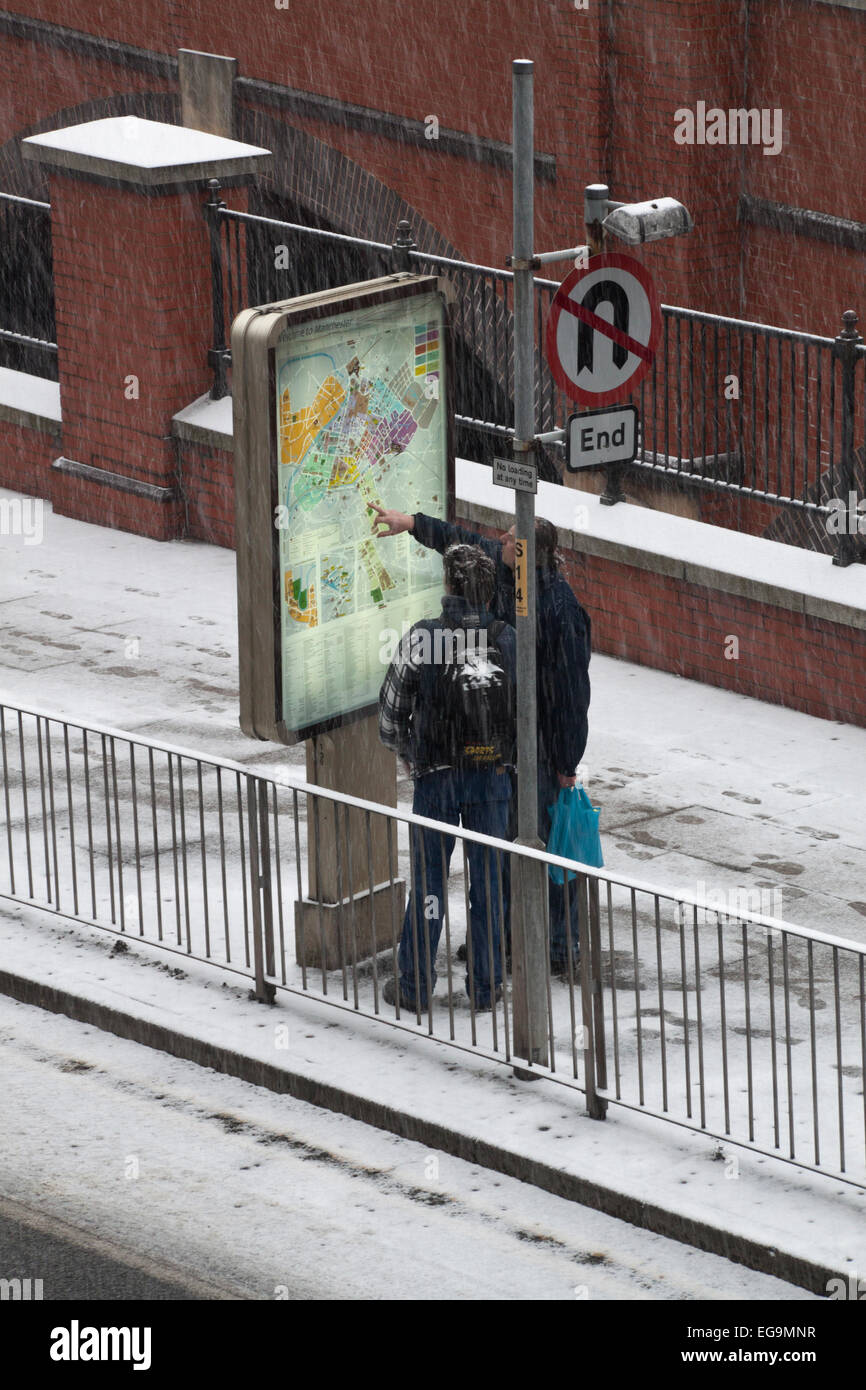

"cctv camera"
[602,197,693,245]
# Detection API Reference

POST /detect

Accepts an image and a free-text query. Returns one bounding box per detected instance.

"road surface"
[0,994,816,1301]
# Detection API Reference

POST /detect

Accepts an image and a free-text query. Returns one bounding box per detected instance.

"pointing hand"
[370,503,414,537]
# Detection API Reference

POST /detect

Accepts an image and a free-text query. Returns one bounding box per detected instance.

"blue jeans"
[398,768,511,1009]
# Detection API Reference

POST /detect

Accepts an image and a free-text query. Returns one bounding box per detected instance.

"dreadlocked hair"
[443,543,497,608]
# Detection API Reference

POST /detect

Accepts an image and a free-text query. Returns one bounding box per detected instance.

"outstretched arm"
[408,512,504,565]
[370,505,505,570]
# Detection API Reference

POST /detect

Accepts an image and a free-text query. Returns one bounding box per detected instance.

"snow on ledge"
[458,457,866,620]
[173,391,233,442]
[22,117,270,186]
[170,390,866,621]
[0,367,61,424]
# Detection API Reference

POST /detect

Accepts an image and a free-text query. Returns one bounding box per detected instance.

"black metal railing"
[4,696,866,1187]
[0,191,57,380]
[203,182,866,559]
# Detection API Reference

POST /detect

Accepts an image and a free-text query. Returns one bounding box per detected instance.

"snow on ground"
[1,895,863,1287]
[2,483,865,943]
[2,482,866,1274]
[1,704,863,1185]
[0,991,817,1301]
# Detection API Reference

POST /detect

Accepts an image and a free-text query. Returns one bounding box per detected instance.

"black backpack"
[431,620,515,770]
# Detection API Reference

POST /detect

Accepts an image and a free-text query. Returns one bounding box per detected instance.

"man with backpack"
[378,543,516,1012]
[371,504,590,977]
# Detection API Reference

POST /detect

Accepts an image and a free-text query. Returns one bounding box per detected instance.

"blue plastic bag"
[546,786,603,883]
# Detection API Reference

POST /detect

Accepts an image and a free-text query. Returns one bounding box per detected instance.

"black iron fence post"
[832,309,864,567]
[578,873,607,1119]
[204,179,230,401]
[391,219,415,274]
[246,774,276,1004]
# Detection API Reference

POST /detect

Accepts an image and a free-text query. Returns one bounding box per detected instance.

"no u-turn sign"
[545,253,661,407]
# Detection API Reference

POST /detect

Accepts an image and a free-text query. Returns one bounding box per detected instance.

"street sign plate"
[566,404,639,471]
[545,253,661,407]
[493,456,537,494]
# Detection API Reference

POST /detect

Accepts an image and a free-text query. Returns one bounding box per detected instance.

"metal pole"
[586,182,628,507]
[510,59,548,1072]
[391,219,415,274]
[832,309,863,568]
[204,179,229,401]
[248,775,275,1004]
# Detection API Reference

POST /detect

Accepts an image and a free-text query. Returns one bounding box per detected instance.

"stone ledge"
[167,393,866,635]
[52,456,177,503]
[0,368,61,436]
[172,392,234,451]
[458,495,866,634]
[0,401,61,437]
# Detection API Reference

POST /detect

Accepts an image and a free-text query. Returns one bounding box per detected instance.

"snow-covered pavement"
[0,992,816,1301]
[2,483,866,1287]
[2,484,865,944]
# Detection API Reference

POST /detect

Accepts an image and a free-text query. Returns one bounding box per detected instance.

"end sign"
[566,404,638,472]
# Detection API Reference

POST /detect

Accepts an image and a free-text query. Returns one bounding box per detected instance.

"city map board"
[272,280,452,739]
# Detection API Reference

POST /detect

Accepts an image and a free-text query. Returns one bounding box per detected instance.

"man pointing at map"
[371,503,592,975]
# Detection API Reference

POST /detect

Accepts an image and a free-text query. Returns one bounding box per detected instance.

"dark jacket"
[411,513,591,774]
[378,593,516,779]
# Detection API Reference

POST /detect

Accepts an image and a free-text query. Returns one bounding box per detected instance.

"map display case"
[233,275,454,744]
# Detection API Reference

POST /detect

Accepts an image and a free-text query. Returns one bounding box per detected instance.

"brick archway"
[236,104,462,260]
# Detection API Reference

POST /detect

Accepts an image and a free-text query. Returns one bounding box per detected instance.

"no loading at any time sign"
[544,253,661,407]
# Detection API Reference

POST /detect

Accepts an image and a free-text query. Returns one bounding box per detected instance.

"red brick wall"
[1,32,175,148]
[50,171,236,487]
[609,0,745,315]
[0,417,56,493]
[0,414,183,540]
[42,172,248,538]
[745,0,864,224]
[3,1,862,323]
[743,227,863,339]
[180,439,235,548]
[755,0,866,326]
[566,550,866,726]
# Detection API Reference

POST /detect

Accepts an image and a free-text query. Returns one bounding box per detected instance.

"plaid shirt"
[378,600,490,778]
